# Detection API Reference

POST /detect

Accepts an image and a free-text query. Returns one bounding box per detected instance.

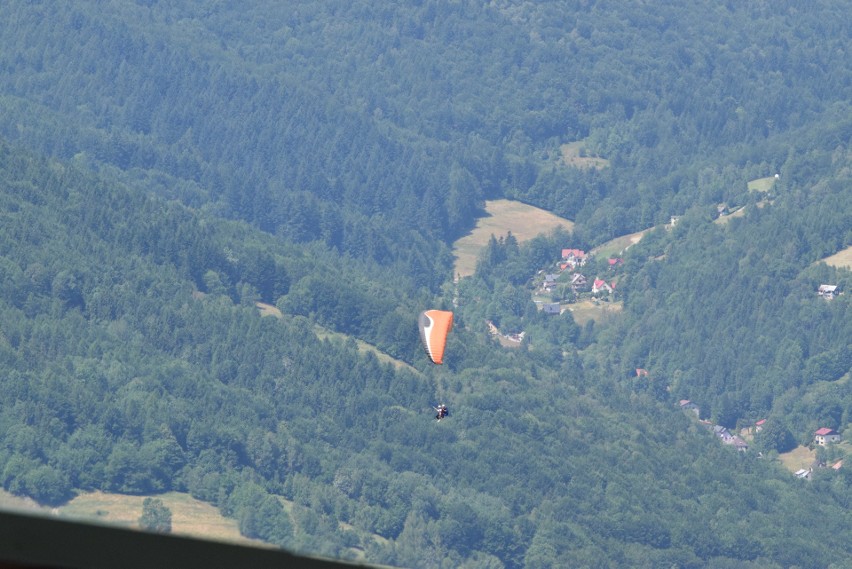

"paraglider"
[419,309,454,422]
[434,404,448,421]
[418,310,453,365]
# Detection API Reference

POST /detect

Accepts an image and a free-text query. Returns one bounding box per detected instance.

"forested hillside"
[1,1,851,568]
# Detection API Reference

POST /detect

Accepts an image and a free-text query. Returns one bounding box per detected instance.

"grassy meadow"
[821,246,852,269]
[777,446,817,474]
[559,141,610,170]
[256,303,419,373]
[564,300,623,327]
[590,228,650,259]
[452,199,574,277]
[747,175,778,192]
[0,490,263,545]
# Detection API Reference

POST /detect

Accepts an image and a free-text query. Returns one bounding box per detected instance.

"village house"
[754,419,766,433]
[540,273,559,292]
[635,368,650,378]
[725,436,748,452]
[713,425,733,442]
[814,427,841,446]
[542,303,561,315]
[607,257,624,269]
[818,284,839,299]
[561,248,587,269]
[679,400,700,416]
[592,278,613,295]
[570,273,587,288]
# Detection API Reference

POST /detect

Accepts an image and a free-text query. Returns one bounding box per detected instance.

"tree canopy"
[0,1,851,567]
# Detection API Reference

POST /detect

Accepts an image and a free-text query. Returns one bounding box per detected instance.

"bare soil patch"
[256,301,282,318]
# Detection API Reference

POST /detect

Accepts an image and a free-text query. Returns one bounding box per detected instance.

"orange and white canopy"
[418,310,454,365]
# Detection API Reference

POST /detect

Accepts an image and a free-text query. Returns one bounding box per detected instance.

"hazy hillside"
[1,2,851,568]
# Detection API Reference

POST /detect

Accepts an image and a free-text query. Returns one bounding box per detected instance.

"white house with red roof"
[561,248,587,269]
[592,279,613,295]
[814,427,841,446]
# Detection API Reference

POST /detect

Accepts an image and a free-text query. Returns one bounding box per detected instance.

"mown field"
[590,228,649,259]
[452,199,574,277]
[747,175,778,192]
[564,299,623,327]
[778,446,817,473]
[821,245,852,269]
[0,490,263,546]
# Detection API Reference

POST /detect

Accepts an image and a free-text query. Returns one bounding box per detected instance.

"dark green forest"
[1,1,851,567]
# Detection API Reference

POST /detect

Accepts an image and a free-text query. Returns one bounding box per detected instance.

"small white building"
[818,284,838,299]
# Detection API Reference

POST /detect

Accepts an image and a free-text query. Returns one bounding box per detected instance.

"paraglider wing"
[418,310,454,365]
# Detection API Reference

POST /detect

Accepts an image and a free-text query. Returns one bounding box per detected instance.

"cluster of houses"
[795,429,845,479]
[679,400,751,452]
[536,248,621,312]
[678,400,846,475]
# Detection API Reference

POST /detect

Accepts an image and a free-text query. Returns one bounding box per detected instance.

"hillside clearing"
[748,175,778,192]
[565,300,623,326]
[778,446,816,474]
[0,490,265,546]
[256,303,418,373]
[453,199,574,278]
[560,141,610,170]
[591,229,650,258]
[820,245,852,269]
[714,206,747,224]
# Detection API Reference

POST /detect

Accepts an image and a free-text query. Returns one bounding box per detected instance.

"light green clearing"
[256,303,418,373]
[591,229,650,259]
[778,446,816,473]
[565,300,623,327]
[747,176,777,192]
[312,325,419,373]
[560,141,610,170]
[453,199,574,278]
[714,206,747,225]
